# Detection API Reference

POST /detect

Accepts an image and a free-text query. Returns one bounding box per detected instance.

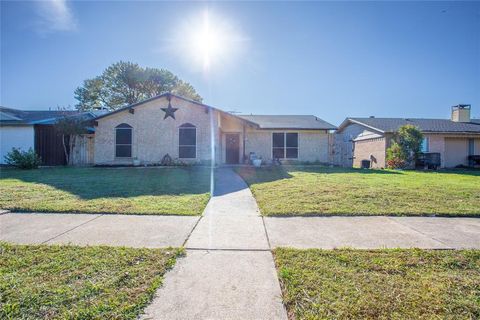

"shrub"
[4,148,42,169]
[397,125,424,165]
[386,142,406,169]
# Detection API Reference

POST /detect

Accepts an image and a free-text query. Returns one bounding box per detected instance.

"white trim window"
[420,137,429,153]
[272,132,298,159]
[115,123,132,158]
[179,123,196,159]
[468,138,475,156]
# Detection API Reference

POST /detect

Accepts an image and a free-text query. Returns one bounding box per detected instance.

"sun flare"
[192,11,223,70]
[173,10,247,73]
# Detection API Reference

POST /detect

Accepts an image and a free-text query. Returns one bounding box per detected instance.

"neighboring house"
[0,107,99,165]
[93,93,336,165]
[334,105,480,168]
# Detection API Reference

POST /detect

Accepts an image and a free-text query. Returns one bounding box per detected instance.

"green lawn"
[235,166,480,216]
[0,167,211,215]
[274,248,480,320]
[0,242,182,319]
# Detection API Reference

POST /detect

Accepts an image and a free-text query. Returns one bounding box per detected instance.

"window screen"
[115,124,132,158]
[179,124,196,159]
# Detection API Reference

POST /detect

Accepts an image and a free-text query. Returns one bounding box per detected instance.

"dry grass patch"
[0,242,183,319]
[274,248,480,320]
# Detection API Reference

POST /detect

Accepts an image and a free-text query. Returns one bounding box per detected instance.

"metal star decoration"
[161,100,178,120]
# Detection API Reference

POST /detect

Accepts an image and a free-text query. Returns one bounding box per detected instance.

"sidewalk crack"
[42,214,104,244]
[386,217,452,248]
[182,216,203,247]
[262,216,272,250]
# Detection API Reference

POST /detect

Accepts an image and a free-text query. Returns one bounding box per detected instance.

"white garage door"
[0,126,35,164]
[444,138,468,168]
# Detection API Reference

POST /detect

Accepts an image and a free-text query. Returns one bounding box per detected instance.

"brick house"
[93,93,336,165]
[334,105,480,168]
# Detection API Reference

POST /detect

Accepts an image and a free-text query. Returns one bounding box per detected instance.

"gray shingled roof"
[238,115,337,130]
[348,117,480,133]
[0,107,78,125]
[0,107,102,125]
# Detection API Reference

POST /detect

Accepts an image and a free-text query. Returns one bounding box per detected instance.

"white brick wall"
[94,96,219,165]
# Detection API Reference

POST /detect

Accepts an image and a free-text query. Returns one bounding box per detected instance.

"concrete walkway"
[142,168,287,320]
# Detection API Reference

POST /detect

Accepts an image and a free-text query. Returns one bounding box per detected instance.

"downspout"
[243,124,246,164]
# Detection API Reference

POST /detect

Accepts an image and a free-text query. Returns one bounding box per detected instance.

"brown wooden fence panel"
[34,125,66,166]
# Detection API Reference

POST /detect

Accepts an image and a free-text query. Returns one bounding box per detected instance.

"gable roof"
[238,115,337,130]
[338,117,480,134]
[93,92,259,127]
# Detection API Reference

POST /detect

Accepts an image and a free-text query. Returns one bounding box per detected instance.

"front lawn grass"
[0,167,211,215]
[236,166,480,216]
[0,242,182,319]
[274,248,480,320]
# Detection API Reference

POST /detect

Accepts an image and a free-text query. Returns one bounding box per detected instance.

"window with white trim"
[468,138,475,156]
[272,132,298,159]
[179,123,196,159]
[420,137,429,153]
[115,123,132,158]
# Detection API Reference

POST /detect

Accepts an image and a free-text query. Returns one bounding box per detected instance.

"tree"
[54,112,89,165]
[386,125,424,169]
[74,61,202,111]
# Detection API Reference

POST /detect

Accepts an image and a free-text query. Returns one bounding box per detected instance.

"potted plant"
[253,157,262,167]
[133,157,141,166]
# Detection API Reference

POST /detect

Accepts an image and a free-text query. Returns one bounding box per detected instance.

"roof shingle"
[238,115,336,130]
[348,117,480,133]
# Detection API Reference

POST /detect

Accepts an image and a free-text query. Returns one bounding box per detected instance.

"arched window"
[179,123,196,159]
[115,123,132,158]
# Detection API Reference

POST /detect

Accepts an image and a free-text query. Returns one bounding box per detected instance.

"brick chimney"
[451,104,471,122]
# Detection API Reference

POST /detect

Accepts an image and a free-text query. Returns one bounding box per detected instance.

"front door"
[225,133,240,164]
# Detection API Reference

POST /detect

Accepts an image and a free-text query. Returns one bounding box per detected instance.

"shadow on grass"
[433,168,480,177]
[234,165,406,186]
[236,165,480,185]
[0,166,211,200]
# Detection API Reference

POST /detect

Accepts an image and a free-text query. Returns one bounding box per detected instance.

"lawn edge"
[261,212,480,218]
[1,209,203,216]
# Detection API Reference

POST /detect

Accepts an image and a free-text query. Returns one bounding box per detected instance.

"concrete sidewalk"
[0,213,199,248]
[265,216,480,249]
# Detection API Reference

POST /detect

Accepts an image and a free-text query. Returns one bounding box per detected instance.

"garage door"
[444,138,468,168]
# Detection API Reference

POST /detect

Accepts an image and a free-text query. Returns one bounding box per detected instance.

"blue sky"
[1,1,479,124]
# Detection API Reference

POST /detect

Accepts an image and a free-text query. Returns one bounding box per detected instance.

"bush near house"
[386,142,406,169]
[4,147,41,169]
[386,124,424,169]
[0,242,183,319]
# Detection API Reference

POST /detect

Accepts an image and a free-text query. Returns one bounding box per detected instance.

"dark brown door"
[225,133,240,164]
